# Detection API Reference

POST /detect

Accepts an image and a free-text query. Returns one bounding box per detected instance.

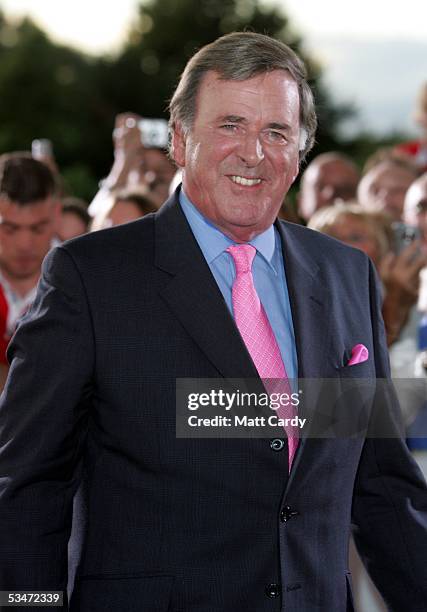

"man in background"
[297,151,360,222]
[404,172,427,252]
[57,197,90,242]
[358,157,419,221]
[0,153,59,387]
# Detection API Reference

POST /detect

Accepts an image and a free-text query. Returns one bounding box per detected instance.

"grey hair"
[168,31,317,162]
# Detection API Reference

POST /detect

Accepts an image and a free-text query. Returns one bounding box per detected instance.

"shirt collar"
[0,270,36,304]
[179,187,277,271]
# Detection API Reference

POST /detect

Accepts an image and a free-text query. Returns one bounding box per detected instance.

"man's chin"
[4,266,40,281]
[220,220,271,243]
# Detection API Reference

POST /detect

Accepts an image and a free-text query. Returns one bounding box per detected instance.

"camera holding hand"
[112,113,169,153]
[88,112,176,218]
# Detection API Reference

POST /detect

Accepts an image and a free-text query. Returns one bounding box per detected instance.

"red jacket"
[0,284,10,364]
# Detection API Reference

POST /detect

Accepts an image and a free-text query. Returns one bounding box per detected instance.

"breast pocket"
[336,360,374,378]
[320,365,377,439]
[70,574,174,612]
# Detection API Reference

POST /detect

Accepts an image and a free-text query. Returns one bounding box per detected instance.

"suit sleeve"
[351,259,427,611]
[0,245,94,591]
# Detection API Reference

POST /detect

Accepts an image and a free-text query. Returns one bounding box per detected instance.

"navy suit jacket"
[0,191,426,611]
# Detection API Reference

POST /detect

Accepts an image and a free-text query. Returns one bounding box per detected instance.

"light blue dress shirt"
[179,188,298,379]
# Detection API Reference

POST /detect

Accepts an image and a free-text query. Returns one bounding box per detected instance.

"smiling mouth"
[230,175,262,187]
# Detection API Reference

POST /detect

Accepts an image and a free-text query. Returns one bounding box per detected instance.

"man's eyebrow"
[217,116,293,133]
[0,219,50,230]
[28,219,50,231]
[265,122,292,132]
[217,115,247,124]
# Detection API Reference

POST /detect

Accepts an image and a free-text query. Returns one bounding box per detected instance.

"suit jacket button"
[265,583,281,598]
[270,438,285,451]
[280,505,299,522]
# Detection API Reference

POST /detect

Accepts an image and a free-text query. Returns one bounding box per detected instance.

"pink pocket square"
[347,343,369,366]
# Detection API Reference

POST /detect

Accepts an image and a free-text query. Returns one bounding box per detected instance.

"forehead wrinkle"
[201,72,299,124]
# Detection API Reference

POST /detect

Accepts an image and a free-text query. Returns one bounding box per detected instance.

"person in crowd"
[395,83,427,172]
[91,190,157,231]
[308,202,427,347]
[358,156,419,221]
[401,175,427,473]
[57,197,90,242]
[387,173,427,379]
[0,152,59,389]
[404,172,427,253]
[1,32,426,611]
[307,203,389,267]
[362,146,417,175]
[88,112,176,217]
[297,151,360,222]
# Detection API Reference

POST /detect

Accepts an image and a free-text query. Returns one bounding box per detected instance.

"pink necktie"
[227,244,299,470]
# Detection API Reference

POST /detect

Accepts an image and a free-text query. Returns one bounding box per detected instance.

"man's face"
[404,177,427,251]
[173,70,301,242]
[358,161,416,221]
[57,211,87,242]
[0,197,59,281]
[299,159,359,221]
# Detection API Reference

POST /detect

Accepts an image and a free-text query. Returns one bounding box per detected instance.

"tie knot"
[227,244,256,274]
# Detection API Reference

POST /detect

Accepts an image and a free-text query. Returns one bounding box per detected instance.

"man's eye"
[220,124,238,131]
[264,130,287,143]
[0,226,16,235]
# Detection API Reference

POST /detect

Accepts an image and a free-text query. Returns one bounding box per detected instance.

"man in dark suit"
[1,32,426,612]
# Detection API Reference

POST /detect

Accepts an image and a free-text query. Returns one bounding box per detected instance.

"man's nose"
[15,230,35,252]
[237,134,264,166]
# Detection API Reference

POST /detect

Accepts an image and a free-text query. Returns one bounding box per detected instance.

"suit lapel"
[276,221,336,481]
[276,221,334,379]
[154,195,259,380]
[155,200,334,381]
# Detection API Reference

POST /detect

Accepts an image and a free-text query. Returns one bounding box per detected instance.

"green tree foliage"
[0,13,110,199]
[0,1,362,198]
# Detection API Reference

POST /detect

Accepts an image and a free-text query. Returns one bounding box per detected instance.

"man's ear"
[171,123,187,168]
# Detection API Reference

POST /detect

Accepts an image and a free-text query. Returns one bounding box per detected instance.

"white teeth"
[230,175,261,186]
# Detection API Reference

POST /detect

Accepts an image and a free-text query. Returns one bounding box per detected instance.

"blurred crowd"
[1,83,427,439]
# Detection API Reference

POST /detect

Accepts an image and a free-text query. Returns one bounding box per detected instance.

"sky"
[1,0,426,137]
